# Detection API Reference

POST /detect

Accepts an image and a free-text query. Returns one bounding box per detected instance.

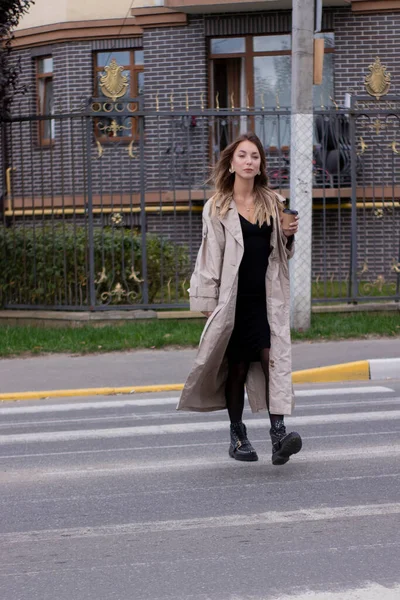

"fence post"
[138,106,148,305]
[85,114,96,310]
[289,0,314,331]
[349,107,359,302]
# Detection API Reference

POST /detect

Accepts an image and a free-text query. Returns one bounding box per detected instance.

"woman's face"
[231,141,261,180]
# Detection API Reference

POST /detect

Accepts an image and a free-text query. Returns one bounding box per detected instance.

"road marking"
[2,502,400,543]
[1,409,400,445]
[1,429,399,460]
[0,445,399,484]
[2,397,399,429]
[0,386,395,415]
[269,584,400,600]
[295,386,393,396]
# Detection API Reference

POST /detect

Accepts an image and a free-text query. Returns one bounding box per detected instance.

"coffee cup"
[281,208,298,229]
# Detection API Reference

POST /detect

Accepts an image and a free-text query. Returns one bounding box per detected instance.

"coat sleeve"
[283,235,295,260]
[189,200,225,313]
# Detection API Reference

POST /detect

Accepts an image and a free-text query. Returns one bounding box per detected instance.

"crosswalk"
[1,383,399,454]
[1,381,400,600]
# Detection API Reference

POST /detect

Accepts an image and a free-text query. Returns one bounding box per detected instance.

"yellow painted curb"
[292,360,370,384]
[0,361,371,402]
[0,384,185,402]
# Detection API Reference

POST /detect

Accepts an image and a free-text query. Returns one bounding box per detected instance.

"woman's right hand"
[202,311,212,318]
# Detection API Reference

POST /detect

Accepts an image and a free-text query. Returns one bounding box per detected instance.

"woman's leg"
[226,358,258,462]
[260,347,302,465]
[226,359,249,423]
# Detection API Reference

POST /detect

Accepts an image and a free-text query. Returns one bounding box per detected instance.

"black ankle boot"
[229,421,258,462]
[270,420,302,466]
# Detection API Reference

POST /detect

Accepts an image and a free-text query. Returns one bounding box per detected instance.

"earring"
[257,170,261,175]
[229,166,235,174]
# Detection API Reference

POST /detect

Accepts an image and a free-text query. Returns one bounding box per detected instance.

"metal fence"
[0,97,399,310]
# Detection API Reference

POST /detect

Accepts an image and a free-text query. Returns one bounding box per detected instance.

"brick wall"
[143,16,208,191]
[312,205,400,287]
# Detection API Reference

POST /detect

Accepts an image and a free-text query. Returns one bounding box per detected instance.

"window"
[36,56,54,144]
[209,34,335,148]
[94,50,144,140]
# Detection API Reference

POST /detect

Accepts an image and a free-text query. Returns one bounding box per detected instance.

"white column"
[290,0,315,331]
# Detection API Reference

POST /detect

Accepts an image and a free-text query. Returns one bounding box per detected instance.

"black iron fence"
[0,98,399,309]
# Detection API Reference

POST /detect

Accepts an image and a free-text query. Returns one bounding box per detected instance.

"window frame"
[36,55,54,146]
[93,49,144,143]
[208,33,335,149]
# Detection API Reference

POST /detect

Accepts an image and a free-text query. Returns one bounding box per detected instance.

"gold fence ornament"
[365,57,391,100]
[129,267,144,283]
[95,266,107,284]
[96,141,104,158]
[127,140,137,159]
[391,258,400,274]
[101,282,139,303]
[358,137,367,156]
[100,59,129,102]
[329,96,339,110]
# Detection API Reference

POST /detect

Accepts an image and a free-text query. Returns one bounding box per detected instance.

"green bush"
[0,224,190,307]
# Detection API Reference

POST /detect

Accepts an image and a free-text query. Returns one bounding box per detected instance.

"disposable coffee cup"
[281,208,298,229]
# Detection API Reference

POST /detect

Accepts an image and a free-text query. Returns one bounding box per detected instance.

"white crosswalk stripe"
[1,409,400,445]
[0,385,394,415]
[1,381,400,600]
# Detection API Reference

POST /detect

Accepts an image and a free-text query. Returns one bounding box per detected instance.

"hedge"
[0,224,191,307]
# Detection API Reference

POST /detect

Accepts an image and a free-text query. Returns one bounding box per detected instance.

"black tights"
[225,348,283,428]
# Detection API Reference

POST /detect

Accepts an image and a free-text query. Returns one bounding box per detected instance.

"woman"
[177,132,302,466]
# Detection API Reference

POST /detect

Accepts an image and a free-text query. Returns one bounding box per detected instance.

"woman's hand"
[281,215,299,238]
[202,311,212,318]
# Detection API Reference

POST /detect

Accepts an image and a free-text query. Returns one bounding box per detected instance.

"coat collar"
[216,195,282,251]
[217,197,244,248]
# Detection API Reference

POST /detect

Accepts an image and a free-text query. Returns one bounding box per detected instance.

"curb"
[0,359,398,402]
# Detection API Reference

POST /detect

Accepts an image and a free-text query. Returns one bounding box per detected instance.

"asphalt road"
[1,380,400,600]
[1,338,400,393]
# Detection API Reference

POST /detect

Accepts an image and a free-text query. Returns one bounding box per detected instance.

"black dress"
[226,213,273,363]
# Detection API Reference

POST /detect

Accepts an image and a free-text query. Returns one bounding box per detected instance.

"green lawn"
[0,312,399,357]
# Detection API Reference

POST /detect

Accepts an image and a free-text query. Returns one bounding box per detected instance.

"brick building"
[1,0,399,308]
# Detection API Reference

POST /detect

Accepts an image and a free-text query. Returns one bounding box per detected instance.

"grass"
[312,280,398,299]
[0,312,399,358]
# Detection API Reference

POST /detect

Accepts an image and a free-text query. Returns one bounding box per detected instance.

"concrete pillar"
[290,0,315,331]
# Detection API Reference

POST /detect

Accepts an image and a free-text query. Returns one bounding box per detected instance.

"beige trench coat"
[177,195,295,416]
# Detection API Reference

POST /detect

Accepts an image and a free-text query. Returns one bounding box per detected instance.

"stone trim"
[12,19,142,49]
[352,0,400,12]
[131,7,187,28]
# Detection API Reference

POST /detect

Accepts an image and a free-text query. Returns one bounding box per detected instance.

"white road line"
[2,502,400,543]
[269,584,400,600]
[0,386,394,415]
[1,409,400,445]
[1,429,399,460]
[1,397,399,429]
[32,445,400,477]
[295,386,394,396]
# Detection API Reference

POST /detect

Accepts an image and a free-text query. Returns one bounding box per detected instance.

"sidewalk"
[0,338,399,395]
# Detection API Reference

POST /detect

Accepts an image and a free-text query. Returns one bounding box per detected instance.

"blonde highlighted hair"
[211,132,284,226]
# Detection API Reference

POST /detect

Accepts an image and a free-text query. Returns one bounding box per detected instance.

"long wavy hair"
[211,132,282,226]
